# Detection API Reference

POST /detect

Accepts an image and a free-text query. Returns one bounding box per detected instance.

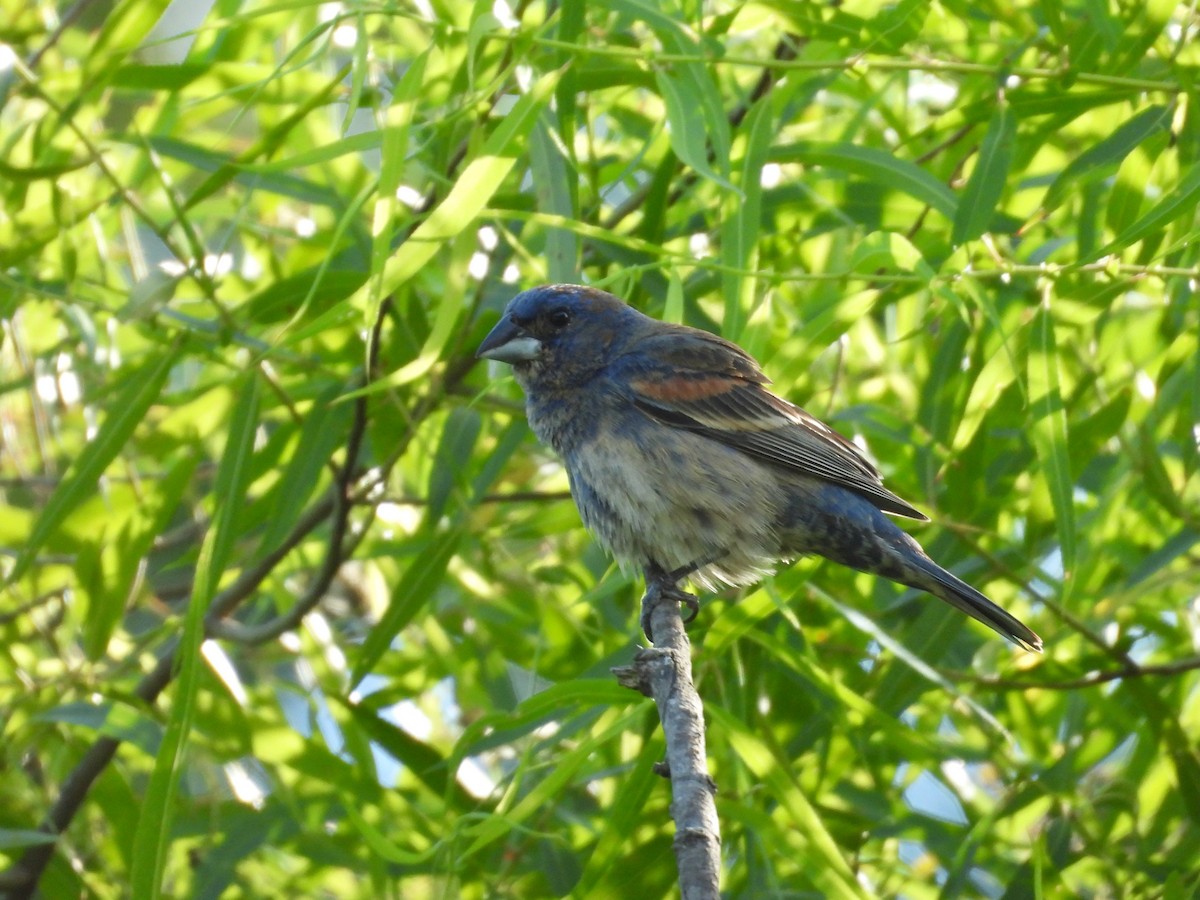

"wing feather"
[622,328,928,520]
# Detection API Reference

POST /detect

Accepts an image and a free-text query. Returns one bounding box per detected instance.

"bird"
[476,283,1041,653]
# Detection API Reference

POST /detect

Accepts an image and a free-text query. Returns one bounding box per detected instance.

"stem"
[613,594,721,899]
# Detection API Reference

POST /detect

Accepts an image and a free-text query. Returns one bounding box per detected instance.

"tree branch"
[613,593,721,899]
[1,646,178,897]
[947,654,1200,691]
[207,298,383,646]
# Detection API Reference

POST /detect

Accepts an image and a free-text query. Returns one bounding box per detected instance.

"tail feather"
[906,556,1042,653]
[778,483,1042,652]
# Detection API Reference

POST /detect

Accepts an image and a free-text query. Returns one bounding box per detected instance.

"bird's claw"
[679,592,700,625]
[640,580,701,644]
[639,555,720,643]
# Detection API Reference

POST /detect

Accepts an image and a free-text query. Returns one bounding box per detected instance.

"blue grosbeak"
[478,284,1041,652]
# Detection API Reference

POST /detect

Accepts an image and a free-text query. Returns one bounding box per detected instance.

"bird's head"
[476,284,642,390]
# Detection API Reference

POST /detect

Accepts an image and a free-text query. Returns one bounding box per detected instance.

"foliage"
[2,0,1199,896]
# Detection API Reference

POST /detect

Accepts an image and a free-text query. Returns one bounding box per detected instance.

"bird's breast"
[560,411,783,589]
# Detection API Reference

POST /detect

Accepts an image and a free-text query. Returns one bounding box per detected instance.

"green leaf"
[0,829,60,849]
[1103,140,1155,240]
[428,408,482,524]
[457,706,643,859]
[1028,303,1076,585]
[720,95,774,337]
[953,101,1017,243]
[5,344,181,585]
[83,451,199,659]
[530,116,579,282]
[142,144,345,206]
[259,382,351,554]
[130,373,262,900]
[182,66,351,212]
[343,801,440,865]
[655,67,737,194]
[359,72,555,385]
[1040,104,1172,215]
[1093,161,1200,258]
[712,706,868,900]
[771,141,958,219]
[352,529,462,686]
[572,742,661,896]
[85,0,174,82]
[596,0,734,192]
[343,700,476,808]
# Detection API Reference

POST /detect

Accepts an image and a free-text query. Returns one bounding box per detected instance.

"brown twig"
[601,36,801,233]
[2,647,177,896]
[613,595,721,899]
[207,299,387,645]
[371,489,574,506]
[0,587,66,627]
[949,654,1200,691]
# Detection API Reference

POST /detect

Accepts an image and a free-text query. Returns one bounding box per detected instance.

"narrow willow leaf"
[1094,161,1200,259]
[663,268,685,324]
[343,701,476,808]
[603,0,733,191]
[359,73,555,385]
[130,374,261,900]
[713,707,867,900]
[6,344,181,585]
[428,408,482,525]
[1040,105,1172,215]
[352,529,462,686]
[343,802,439,865]
[1028,303,1076,582]
[369,49,430,287]
[721,96,773,338]
[0,829,59,850]
[572,748,660,896]
[183,68,350,212]
[84,452,199,659]
[1103,144,1154,240]
[459,709,642,859]
[260,382,350,554]
[655,68,736,193]
[86,0,173,79]
[529,117,579,282]
[239,131,382,172]
[953,102,1017,243]
[771,142,957,219]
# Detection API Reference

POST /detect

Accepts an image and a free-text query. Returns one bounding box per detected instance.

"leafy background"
[2,0,1199,897]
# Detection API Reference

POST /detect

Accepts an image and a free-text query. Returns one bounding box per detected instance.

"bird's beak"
[476,316,542,364]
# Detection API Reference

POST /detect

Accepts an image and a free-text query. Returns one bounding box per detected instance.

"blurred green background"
[1,0,1198,896]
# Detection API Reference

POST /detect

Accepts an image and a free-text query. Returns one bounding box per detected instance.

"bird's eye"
[548,309,571,329]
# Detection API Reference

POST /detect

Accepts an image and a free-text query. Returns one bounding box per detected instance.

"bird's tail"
[900,553,1042,653]
[779,483,1042,651]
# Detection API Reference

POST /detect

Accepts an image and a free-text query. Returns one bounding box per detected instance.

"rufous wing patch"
[630,373,741,404]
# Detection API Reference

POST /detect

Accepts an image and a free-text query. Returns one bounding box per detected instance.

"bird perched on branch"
[477,283,1041,653]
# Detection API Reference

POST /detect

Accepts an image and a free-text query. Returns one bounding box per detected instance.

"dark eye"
[548,308,570,329]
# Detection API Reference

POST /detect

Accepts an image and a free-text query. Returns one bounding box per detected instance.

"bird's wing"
[623,328,929,520]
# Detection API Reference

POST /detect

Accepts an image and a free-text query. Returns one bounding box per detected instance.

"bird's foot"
[639,582,699,644]
[639,557,717,643]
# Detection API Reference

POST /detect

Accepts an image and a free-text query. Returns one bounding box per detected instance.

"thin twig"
[370,489,574,506]
[602,37,800,232]
[494,37,1183,93]
[613,595,721,899]
[2,648,178,897]
[207,300,388,645]
[948,654,1200,691]
[0,588,66,626]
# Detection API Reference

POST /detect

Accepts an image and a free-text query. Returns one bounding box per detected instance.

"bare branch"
[949,654,1200,691]
[613,594,721,899]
